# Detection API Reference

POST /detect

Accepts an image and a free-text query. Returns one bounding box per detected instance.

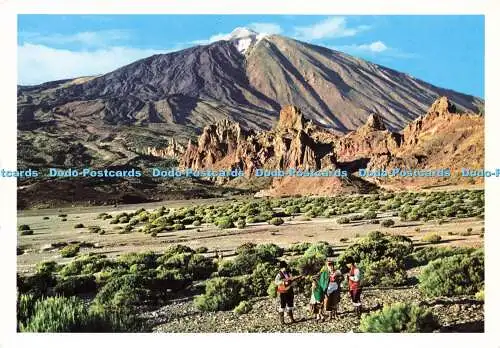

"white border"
[1,1,499,348]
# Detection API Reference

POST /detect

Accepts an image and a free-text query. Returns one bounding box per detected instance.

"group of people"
[274,256,362,325]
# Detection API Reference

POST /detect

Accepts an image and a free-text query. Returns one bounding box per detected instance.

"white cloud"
[19,30,131,48]
[248,22,283,35]
[332,41,416,58]
[18,43,166,85]
[343,41,389,53]
[293,17,370,41]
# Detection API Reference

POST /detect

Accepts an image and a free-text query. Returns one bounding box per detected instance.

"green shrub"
[35,261,58,275]
[60,245,80,258]
[192,220,202,227]
[267,281,278,298]
[359,302,439,333]
[475,289,484,302]
[194,277,244,311]
[363,258,407,286]
[256,243,284,259]
[18,224,31,231]
[19,296,140,332]
[216,217,234,229]
[20,230,34,236]
[337,217,350,224]
[418,252,484,297]
[249,262,276,297]
[287,242,311,255]
[54,275,97,296]
[406,247,474,268]
[187,254,217,280]
[236,220,246,229]
[58,214,68,218]
[17,293,38,329]
[292,254,325,276]
[422,233,442,244]
[74,223,84,229]
[43,217,49,220]
[236,242,257,255]
[381,219,395,228]
[337,233,413,270]
[94,274,153,308]
[233,300,252,315]
[195,246,208,254]
[363,211,377,220]
[303,242,334,259]
[268,217,284,226]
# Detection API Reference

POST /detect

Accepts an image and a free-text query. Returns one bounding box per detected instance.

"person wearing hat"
[274,260,300,324]
[345,256,363,317]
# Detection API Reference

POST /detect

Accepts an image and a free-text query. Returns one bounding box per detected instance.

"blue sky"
[18,15,484,98]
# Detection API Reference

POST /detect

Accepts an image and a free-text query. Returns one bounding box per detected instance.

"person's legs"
[278,293,286,324]
[352,289,362,317]
[286,292,296,323]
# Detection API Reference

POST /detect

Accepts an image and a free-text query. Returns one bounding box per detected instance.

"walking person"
[275,261,301,324]
[322,260,343,320]
[345,256,363,317]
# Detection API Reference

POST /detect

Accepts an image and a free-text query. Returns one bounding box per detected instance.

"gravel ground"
[145,286,483,333]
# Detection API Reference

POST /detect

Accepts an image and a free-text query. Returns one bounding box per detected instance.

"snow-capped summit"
[226,27,268,53]
[228,27,259,40]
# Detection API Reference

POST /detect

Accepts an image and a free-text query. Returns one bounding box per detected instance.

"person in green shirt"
[310,260,343,321]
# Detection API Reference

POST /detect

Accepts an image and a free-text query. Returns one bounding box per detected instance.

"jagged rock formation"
[181,104,339,175]
[145,138,185,159]
[180,97,484,195]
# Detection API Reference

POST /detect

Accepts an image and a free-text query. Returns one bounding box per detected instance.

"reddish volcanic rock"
[178,97,483,195]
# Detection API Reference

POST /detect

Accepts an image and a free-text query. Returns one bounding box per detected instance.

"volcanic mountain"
[17,27,483,169]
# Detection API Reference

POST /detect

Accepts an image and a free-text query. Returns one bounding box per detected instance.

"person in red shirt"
[274,261,297,324]
[345,256,363,317]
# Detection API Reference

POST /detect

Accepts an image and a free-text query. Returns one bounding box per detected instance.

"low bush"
[418,252,484,297]
[363,211,378,220]
[337,217,350,224]
[18,224,31,231]
[236,220,246,229]
[195,247,208,254]
[216,217,234,229]
[303,242,334,259]
[60,245,80,258]
[359,302,439,333]
[233,300,252,315]
[249,262,276,297]
[53,275,97,296]
[18,296,140,332]
[267,281,278,298]
[93,274,153,308]
[20,230,34,236]
[475,289,484,302]
[194,277,244,312]
[268,217,284,226]
[287,242,311,255]
[381,219,395,228]
[405,246,474,268]
[363,258,407,287]
[74,223,84,229]
[422,233,442,244]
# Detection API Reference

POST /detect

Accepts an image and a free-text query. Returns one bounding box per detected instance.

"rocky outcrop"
[145,138,185,158]
[335,113,401,162]
[178,97,483,195]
